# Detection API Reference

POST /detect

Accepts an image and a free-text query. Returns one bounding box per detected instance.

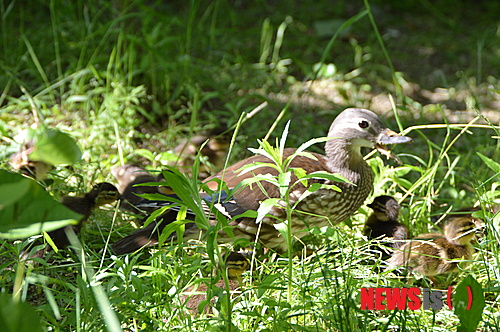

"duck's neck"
[325,138,367,183]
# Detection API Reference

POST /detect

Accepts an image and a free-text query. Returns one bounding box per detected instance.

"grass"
[1,0,500,331]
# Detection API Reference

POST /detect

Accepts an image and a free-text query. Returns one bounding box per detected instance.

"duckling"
[111,165,173,214]
[437,204,498,240]
[22,182,120,260]
[223,251,250,282]
[183,252,249,314]
[387,216,476,284]
[364,196,409,258]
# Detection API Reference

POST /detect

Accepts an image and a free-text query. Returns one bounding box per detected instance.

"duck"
[364,195,409,258]
[112,108,412,255]
[22,182,120,260]
[387,216,476,284]
[111,164,174,215]
[170,130,230,178]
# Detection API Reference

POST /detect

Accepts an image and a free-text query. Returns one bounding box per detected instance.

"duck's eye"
[358,120,369,129]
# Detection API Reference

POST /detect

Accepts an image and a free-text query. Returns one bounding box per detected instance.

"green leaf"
[237,174,279,189]
[0,177,31,208]
[0,294,43,332]
[477,152,500,175]
[293,168,309,187]
[283,137,329,169]
[159,167,211,231]
[278,171,291,197]
[294,137,331,156]
[0,170,81,239]
[301,171,351,184]
[292,151,318,161]
[6,220,77,240]
[159,219,188,246]
[454,275,485,332]
[133,148,156,162]
[248,145,275,162]
[279,120,291,156]
[155,151,179,164]
[29,128,82,165]
[274,221,289,239]
[256,198,281,224]
[237,162,280,175]
[255,274,283,298]
[231,210,258,219]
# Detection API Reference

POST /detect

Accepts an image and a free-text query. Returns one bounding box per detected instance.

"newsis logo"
[360,287,473,311]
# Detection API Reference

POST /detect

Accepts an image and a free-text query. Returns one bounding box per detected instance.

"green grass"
[1,0,500,331]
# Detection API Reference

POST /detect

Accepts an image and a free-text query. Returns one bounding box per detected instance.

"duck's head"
[222,252,250,280]
[444,217,476,245]
[88,182,120,207]
[368,195,400,222]
[326,108,412,158]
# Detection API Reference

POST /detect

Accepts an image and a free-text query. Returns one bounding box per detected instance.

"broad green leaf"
[256,198,281,224]
[477,152,500,175]
[133,148,156,162]
[293,167,308,187]
[156,219,189,246]
[0,294,43,332]
[454,275,485,332]
[307,183,324,192]
[29,128,82,165]
[0,176,31,208]
[159,167,212,231]
[231,210,258,219]
[155,151,179,164]
[274,221,289,241]
[5,220,77,240]
[0,170,81,239]
[292,167,307,180]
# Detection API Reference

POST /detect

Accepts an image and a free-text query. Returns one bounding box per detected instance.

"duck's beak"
[375,129,412,163]
[377,129,412,145]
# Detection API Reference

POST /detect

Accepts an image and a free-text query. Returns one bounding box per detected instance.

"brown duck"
[113,108,412,255]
